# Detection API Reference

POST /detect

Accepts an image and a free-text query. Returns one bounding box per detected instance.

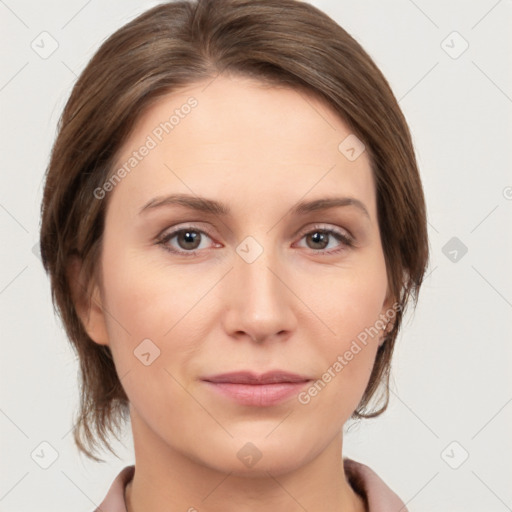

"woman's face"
[82,74,393,475]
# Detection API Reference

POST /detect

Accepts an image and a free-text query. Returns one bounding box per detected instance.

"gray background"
[1,0,511,510]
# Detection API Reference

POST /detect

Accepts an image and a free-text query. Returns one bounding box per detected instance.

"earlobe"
[66,256,110,346]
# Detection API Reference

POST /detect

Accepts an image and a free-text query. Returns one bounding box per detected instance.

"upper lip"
[202,371,312,384]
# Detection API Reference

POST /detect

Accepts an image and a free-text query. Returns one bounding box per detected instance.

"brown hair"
[39,0,429,462]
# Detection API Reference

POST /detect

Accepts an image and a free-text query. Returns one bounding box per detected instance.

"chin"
[193,433,319,478]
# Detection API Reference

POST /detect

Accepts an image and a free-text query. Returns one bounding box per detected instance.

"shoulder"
[93,465,134,512]
[343,457,409,512]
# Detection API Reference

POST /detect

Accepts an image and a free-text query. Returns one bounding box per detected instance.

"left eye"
[157,225,353,256]
[295,227,353,253]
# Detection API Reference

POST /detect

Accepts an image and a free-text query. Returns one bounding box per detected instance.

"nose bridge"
[237,235,284,308]
[224,234,295,342]
[240,244,280,300]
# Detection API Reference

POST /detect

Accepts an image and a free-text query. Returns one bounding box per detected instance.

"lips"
[202,370,312,385]
[201,371,313,407]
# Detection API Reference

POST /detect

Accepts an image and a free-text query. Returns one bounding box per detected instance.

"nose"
[221,242,297,344]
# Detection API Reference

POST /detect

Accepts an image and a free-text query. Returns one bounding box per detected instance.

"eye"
[156,226,217,256]
[295,224,354,255]
[156,223,354,257]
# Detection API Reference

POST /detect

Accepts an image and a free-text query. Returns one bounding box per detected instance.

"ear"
[66,255,109,346]
[378,287,397,346]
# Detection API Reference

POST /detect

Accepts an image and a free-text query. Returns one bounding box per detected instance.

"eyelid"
[295,223,354,244]
[155,221,215,241]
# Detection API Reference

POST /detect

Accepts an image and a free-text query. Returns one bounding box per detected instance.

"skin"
[71,74,394,512]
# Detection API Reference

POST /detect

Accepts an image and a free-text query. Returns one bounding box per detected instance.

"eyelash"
[155,223,354,258]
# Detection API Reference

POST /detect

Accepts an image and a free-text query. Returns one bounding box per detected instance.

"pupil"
[310,231,327,249]
[182,231,199,248]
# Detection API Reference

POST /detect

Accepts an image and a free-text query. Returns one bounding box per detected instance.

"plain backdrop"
[1,0,511,510]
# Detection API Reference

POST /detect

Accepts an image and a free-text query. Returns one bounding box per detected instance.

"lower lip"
[203,381,310,407]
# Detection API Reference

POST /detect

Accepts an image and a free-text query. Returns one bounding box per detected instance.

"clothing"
[94,457,408,512]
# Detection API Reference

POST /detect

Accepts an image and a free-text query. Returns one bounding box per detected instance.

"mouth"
[201,371,313,407]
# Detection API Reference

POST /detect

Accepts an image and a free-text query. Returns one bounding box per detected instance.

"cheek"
[98,250,205,424]
[304,260,388,409]
[316,257,388,343]
[102,244,210,335]
[98,239,210,381]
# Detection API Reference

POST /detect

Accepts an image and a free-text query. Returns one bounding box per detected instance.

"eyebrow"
[139,193,370,219]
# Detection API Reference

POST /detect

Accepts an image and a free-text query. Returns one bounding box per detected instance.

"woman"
[39,0,429,510]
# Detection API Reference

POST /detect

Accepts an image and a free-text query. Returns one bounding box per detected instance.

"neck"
[125,410,366,512]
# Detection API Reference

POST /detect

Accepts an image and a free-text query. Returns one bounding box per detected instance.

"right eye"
[156,225,219,256]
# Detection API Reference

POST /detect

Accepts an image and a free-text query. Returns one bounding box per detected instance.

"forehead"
[108,75,376,219]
